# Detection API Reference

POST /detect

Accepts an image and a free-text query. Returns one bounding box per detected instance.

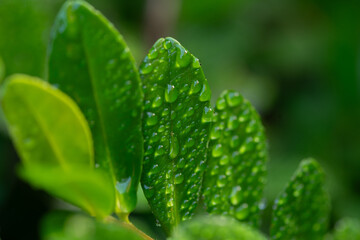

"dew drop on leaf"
[170,135,179,159]
[199,82,211,102]
[146,112,158,126]
[140,62,153,74]
[165,84,178,103]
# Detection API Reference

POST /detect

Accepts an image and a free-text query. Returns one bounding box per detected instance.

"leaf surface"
[170,215,266,240]
[333,218,360,240]
[140,37,212,233]
[47,0,143,214]
[1,75,114,217]
[19,165,114,218]
[41,212,144,240]
[203,90,267,226]
[270,158,330,239]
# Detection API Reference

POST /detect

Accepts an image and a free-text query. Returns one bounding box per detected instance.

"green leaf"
[1,75,114,217]
[333,218,360,240]
[47,0,143,214]
[0,56,5,84]
[19,164,114,218]
[270,158,330,240]
[202,90,267,226]
[41,212,144,240]
[140,37,212,233]
[170,215,266,240]
[1,75,93,169]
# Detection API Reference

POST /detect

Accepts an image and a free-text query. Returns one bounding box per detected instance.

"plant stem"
[104,216,154,240]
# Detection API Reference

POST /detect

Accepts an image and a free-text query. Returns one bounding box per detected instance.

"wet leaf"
[202,90,267,226]
[170,215,266,240]
[47,0,143,214]
[140,37,212,234]
[1,75,114,217]
[270,158,330,240]
[333,218,360,240]
[19,164,114,218]
[41,211,144,240]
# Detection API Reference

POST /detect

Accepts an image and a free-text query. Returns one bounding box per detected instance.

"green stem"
[104,216,154,240]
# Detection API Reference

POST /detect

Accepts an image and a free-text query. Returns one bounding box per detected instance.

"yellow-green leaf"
[1,74,114,217]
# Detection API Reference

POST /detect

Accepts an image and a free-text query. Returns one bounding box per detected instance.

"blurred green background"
[0,0,360,239]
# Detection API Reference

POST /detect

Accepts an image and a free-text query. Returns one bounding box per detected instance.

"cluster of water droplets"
[203,90,267,227]
[140,37,212,230]
[271,159,329,239]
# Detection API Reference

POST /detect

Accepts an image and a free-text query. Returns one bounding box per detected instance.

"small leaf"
[1,75,114,217]
[202,90,267,226]
[140,37,212,233]
[170,215,266,240]
[333,218,360,240]
[270,158,330,240]
[47,0,143,214]
[1,75,93,169]
[41,212,144,240]
[19,164,114,218]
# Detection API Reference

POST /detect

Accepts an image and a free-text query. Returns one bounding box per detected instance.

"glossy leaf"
[202,90,267,226]
[333,218,360,240]
[140,37,212,233]
[170,215,266,240]
[41,212,144,240]
[19,164,114,218]
[1,75,93,169]
[270,158,330,240]
[1,75,114,217]
[47,0,143,214]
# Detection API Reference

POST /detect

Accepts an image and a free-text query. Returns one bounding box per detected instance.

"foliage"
[332,218,360,240]
[0,1,339,240]
[170,215,266,240]
[270,159,330,239]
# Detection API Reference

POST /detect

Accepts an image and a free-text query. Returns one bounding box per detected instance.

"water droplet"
[175,173,184,184]
[202,106,213,123]
[154,145,165,157]
[163,39,172,49]
[189,80,201,95]
[192,58,201,68]
[152,96,163,108]
[212,144,224,157]
[235,203,249,220]
[185,137,195,148]
[210,125,221,140]
[165,85,178,103]
[148,47,158,59]
[170,135,179,159]
[230,186,242,205]
[226,91,243,107]
[115,177,131,194]
[199,82,211,102]
[228,115,239,130]
[217,175,227,187]
[176,46,192,68]
[230,135,241,148]
[219,155,230,165]
[140,62,153,74]
[216,97,227,110]
[146,112,158,126]
[143,184,154,198]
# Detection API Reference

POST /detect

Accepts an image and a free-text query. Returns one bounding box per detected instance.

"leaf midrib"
[81,32,118,207]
